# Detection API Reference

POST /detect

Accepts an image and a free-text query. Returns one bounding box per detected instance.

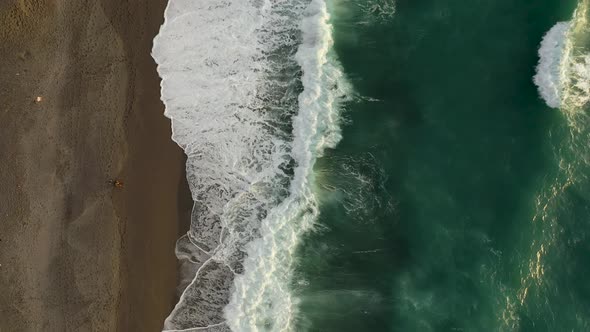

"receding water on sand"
[153,0,349,330]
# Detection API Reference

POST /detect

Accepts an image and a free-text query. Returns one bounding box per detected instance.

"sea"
[152,0,590,331]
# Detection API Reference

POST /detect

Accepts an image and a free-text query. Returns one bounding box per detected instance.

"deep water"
[293,0,590,331]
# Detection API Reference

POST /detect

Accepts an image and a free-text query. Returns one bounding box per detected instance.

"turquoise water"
[294,0,590,330]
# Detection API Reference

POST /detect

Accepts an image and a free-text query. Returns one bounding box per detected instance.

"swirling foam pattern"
[152,0,350,330]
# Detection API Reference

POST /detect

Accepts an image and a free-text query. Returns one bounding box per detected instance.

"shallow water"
[153,0,590,330]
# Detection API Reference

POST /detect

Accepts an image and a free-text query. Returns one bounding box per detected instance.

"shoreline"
[0,1,188,330]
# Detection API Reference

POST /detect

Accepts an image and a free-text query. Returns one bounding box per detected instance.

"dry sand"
[0,0,190,331]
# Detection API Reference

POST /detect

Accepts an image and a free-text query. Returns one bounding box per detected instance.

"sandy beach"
[0,1,189,331]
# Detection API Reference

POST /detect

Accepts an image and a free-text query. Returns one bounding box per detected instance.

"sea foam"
[534,22,570,109]
[535,1,590,111]
[152,0,350,331]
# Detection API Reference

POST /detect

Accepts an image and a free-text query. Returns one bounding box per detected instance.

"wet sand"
[0,1,190,331]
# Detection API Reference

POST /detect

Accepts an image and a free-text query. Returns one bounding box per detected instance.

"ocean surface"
[152,0,590,331]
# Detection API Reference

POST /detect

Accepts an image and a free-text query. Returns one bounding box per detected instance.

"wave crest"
[534,22,570,109]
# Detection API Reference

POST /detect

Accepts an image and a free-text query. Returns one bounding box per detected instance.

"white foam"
[535,3,590,111]
[562,54,590,110]
[534,22,570,109]
[152,0,350,331]
[556,0,590,123]
[224,1,351,330]
[560,7,590,111]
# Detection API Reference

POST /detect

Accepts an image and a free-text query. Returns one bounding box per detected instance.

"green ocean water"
[293,0,590,331]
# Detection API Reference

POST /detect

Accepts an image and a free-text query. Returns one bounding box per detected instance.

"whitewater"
[534,0,590,111]
[152,0,350,331]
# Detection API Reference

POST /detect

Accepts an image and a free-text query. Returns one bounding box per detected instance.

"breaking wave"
[152,0,350,331]
[535,1,590,111]
[534,22,570,109]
